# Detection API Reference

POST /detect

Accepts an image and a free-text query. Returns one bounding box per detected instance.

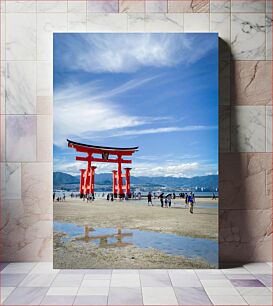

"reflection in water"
[74,225,133,248]
[54,222,218,265]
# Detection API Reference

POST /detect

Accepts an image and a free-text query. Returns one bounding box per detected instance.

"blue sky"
[53,33,218,177]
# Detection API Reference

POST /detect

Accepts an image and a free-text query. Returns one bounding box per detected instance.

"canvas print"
[53,33,218,269]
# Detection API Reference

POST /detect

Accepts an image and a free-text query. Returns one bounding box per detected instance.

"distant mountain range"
[53,172,218,189]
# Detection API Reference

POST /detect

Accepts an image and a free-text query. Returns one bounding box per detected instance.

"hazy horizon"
[54,170,218,179]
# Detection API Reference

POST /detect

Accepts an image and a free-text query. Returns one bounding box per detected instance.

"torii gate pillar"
[79,169,85,195]
[83,160,91,194]
[112,170,117,196]
[90,166,97,194]
[124,168,132,197]
[117,157,123,196]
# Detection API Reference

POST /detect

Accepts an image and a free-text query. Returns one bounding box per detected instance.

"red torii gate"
[67,139,138,197]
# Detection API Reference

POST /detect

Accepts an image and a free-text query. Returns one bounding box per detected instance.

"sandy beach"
[54,237,215,269]
[54,197,218,239]
[53,197,218,269]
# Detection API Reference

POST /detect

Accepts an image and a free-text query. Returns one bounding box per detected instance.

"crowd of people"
[53,190,217,215]
[53,192,66,202]
[105,192,142,201]
[146,191,196,213]
[85,193,95,202]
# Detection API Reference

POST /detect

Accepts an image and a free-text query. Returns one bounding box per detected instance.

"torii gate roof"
[67,139,139,154]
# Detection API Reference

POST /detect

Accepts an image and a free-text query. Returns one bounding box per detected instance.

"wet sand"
[54,197,218,239]
[54,235,215,269]
[53,197,218,269]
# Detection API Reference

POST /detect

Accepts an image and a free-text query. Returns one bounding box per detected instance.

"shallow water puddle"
[54,221,218,265]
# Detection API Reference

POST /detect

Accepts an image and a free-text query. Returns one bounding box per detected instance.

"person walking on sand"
[168,194,172,207]
[158,193,164,208]
[164,196,168,208]
[188,194,194,214]
[147,192,153,206]
[172,193,176,205]
[53,192,55,202]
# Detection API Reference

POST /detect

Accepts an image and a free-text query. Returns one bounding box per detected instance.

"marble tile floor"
[0,262,272,305]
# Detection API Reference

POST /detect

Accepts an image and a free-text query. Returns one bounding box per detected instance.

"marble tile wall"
[0,0,272,264]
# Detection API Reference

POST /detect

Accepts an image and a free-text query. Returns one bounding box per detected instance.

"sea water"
[54,221,218,265]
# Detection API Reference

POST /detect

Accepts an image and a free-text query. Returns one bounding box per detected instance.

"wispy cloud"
[54,75,217,146]
[53,77,168,146]
[55,33,217,73]
[109,125,217,138]
[54,75,158,102]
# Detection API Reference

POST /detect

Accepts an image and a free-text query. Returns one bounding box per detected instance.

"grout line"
[166,269,180,304]
[71,272,83,305]
[67,0,68,30]
[126,11,129,30]
[209,0,210,30]
[265,104,268,152]
[194,268,215,305]
[86,0,87,31]
[106,269,113,305]
[138,268,144,306]
[264,11,267,60]
[182,10,184,31]
[35,3,38,163]
[3,8,6,168]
